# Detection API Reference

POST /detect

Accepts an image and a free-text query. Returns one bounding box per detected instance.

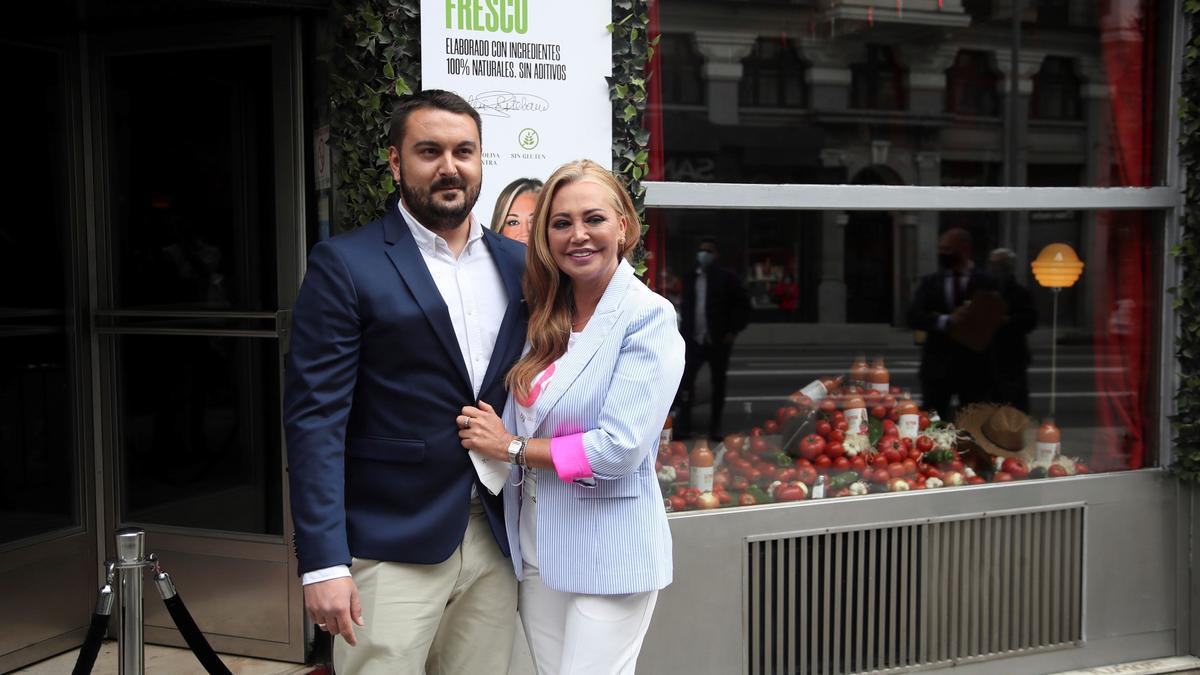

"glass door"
[0,37,97,673]
[91,19,304,661]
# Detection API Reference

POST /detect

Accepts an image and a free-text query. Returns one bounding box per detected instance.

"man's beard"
[400,174,481,232]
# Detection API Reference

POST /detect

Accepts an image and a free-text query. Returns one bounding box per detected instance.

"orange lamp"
[1031,243,1084,288]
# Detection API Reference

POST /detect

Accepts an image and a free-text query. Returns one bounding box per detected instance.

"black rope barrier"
[160,590,233,675]
[71,611,111,675]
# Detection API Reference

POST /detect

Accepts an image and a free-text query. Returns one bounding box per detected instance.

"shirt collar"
[396,199,483,256]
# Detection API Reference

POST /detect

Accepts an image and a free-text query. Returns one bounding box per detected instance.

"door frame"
[86,17,307,662]
[0,31,100,673]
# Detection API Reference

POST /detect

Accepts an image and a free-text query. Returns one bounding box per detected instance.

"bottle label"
[869,382,889,393]
[690,466,714,493]
[1036,442,1060,467]
[800,380,828,401]
[899,414,920,440]
[845,408,868,435]
[811,478,827,499]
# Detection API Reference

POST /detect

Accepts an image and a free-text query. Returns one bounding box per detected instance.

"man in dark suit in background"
[906,228,998,421]
[987,248,1038,412]
[675,238,750,441]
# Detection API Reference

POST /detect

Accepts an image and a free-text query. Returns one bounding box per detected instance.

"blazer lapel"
[478,231,525,396]
[530,260,636,432]
[381,208,473,393]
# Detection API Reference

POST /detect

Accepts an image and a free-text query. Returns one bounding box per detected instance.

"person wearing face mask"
[906,228,1000,421]
[491,177,543,245]
[987,248,1038,412]
[675,238,750,441]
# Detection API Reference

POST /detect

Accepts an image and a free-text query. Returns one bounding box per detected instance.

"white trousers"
[519,565,658,675]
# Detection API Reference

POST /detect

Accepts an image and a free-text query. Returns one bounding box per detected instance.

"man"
[284,90,527,674]
[906,228,998,421]
[675,238,750,441]
[987,248,1038,412]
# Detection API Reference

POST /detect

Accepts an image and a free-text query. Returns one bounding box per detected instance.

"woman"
[458,160,683,674]
[490,176,542,244]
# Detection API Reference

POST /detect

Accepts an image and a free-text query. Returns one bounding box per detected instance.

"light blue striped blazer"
[502,259,685,595]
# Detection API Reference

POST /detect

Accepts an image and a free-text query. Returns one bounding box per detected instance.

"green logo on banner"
[519,128,539,150]
[445,0,529,34]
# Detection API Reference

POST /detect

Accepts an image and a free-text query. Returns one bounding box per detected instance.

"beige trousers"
[333,502,517,675]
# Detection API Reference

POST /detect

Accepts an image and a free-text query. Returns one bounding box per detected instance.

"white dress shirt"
[302,200,510,586]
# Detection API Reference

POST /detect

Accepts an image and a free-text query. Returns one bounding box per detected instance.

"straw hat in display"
[955,403,1034,463]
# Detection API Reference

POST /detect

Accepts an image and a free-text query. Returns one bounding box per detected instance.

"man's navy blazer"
[283,207,527,575]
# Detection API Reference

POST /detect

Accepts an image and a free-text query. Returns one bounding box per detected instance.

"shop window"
[655,207,1159,510]
[739,37,807,109]
[851,44,907,111]
[1031,56,1082,121]
[658,33,704,106]
[945,50,1000,116]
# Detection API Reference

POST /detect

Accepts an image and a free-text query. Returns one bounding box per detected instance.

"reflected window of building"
[945,50,1000,116]
[1031,56,1082,120]
[659,33,704,106]
[851,44,906,110]
[739,36,807,109]
[1036,0,1071,27]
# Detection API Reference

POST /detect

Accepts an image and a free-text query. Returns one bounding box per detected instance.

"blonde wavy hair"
[506,160,642,402]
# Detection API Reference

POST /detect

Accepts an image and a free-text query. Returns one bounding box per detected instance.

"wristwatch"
[506,436,529,467]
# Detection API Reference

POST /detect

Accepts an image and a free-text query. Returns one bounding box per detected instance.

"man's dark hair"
[388,89,482,149]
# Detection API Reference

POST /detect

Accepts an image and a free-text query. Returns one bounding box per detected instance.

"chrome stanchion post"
[115,528,146,675]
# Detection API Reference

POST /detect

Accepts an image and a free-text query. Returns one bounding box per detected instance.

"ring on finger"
[465,416,471,429]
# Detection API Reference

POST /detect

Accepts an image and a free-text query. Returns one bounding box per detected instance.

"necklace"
[571,311,593,331]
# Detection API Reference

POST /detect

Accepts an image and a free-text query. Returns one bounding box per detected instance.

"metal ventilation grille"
[745,505,1084,675]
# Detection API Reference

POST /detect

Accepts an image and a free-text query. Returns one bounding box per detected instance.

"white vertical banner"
[421,1,613,225]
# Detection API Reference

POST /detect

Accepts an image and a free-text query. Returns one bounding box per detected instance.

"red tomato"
[835,420,848,432]
[737,493,758,506]
[872,468,892,484]
[764,419,780,434]
[750,437,769,455]
[883,449,902,464]
[834,456,851,472]
[993,471,1014,482]
[882,395,897,409]
[669,441,689,457]
[749,427,764,437]
[902,458,917,476]
[888,462,907,479]
[1048,464,1069,478]
[796,465,818,484]
[668,495,686,511]
[949,460,965,473]
[829,429,846,443]
[851,456,867,472]
[918,414,931,430]
[925,467,942,480]
[865,389,882,402]
[820,399,838,414]
[834,411,846,422]
[716,491,733,505]
[779,406,800,421]
[1001,458,1029,480]
[724,450,741,464]
[815,421,832,437]
[1075,464,1091,474]
[872,455,889,469]
[799,434,826,460]
[814,454,832,470]
[908,448,923,462]
[870,406,887,419]
[826,441,845,458]
[915,436,934,453]
[777,485,807,502]
[967,475,986,485]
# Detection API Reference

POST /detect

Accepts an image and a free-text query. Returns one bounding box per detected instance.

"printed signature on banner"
[468,91,551,118]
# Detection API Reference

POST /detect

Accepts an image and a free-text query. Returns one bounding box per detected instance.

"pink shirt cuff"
[549,433,593,483]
